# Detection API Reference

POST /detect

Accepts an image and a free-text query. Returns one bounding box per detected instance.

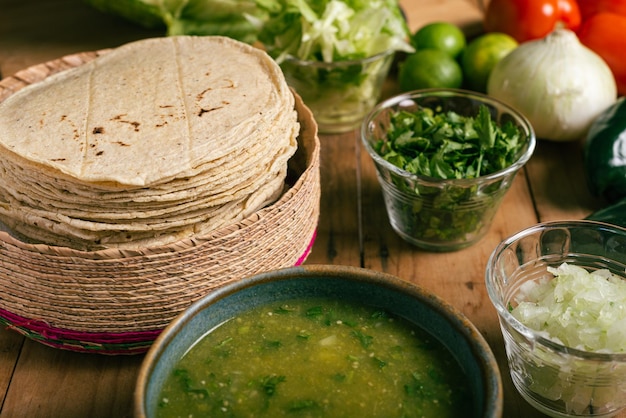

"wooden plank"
[402,0,486,35]
[1,1,624,417]
[306,131,363,267]
[0,331,23,412]
[1,341,142,418]
[0,0,161,78]
[527,140,606,222]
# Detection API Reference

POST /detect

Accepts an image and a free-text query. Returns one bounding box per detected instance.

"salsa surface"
[157,298,473,418]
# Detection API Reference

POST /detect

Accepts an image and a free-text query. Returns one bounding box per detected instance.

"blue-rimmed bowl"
[135,264,503,417]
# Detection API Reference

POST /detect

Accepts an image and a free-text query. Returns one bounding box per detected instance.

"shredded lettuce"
[83,0,268,44]
[256,0,413,63]
[84,0,412,55]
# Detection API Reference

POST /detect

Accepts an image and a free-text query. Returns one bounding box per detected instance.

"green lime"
[412,21,467,58]
[398,49,463,91]
[461,32,518,92]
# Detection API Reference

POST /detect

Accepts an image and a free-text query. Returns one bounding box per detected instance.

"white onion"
[487,29,617,142]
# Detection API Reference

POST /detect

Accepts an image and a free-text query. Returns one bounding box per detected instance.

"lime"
[412,21,467,58]
[398,49,463,91]
[461,32,518,92]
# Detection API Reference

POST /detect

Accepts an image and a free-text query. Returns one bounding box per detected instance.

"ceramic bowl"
[135,264,503,417]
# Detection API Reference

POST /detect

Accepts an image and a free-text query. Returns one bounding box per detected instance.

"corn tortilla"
[0,36,300,250]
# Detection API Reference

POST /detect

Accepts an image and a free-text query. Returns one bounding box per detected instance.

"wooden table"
[0,0,618,417]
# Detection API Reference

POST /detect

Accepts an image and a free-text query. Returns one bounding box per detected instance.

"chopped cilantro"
[287,399,319,411]
[274,305,296,314]
[305,306,324,318]
[375,104,523,180]
[261,374,286,397]
[263,339,282,349]
[352,330,374,348]
[372,103,526,246]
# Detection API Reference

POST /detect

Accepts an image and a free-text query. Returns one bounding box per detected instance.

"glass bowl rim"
[281,49,395,68]
[360,88,537,186]
[486,219,626,361]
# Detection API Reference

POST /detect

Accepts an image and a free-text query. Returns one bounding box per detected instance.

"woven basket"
[0,51,321,354]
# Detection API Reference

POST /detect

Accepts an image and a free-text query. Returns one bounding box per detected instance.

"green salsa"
[156,298,473,418]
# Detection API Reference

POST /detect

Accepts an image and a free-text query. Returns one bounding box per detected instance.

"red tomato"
[558,0,583,27]
[484,0,582,43]
[577,12,626,96]
[577,0,626,20]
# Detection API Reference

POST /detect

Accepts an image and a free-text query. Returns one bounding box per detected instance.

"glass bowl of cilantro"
[361,88,536,251]
[486,220,626,417]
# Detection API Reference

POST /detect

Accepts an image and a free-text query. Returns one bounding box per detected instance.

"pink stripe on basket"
[0,307,159,354]
[295,228,317,265]
[0,229,318,354]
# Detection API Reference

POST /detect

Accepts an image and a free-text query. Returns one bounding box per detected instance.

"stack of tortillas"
[0,35,299,251]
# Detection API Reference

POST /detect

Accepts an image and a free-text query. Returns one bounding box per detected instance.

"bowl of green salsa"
[135,265,502,418]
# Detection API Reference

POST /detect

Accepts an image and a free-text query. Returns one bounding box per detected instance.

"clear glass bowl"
[281,50,394,134]
[486,220,626,418]
[361,88,536,252]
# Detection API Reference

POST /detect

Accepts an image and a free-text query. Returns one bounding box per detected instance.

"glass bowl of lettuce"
[257,0,414,134]
[361,88,536,251]
[280,50,395,134]
[486,220,626,417]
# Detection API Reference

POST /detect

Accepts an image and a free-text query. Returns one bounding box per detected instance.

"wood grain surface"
[0,1,617,417]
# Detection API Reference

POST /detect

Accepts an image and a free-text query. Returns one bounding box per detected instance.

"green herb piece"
[371,310,389,319]
[376,104,522,180]
[372,356,387,369]
[389,345,405,360]
[287,399,319,411]
[215,337,233,348]
[297,330,311,340]
[333,373,347,382]
[341,319,358,327]
[263,340,282,349]
[404,371,433,399]
[352,330,374,348]
[261,374,286,397]
[172,368,210,399]
[305,306,324,318]
[347,354,359,362]
[274,305,296,314]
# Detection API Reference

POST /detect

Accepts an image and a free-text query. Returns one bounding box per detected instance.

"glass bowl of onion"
[361,88,536,252]
[486,220,626,418]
